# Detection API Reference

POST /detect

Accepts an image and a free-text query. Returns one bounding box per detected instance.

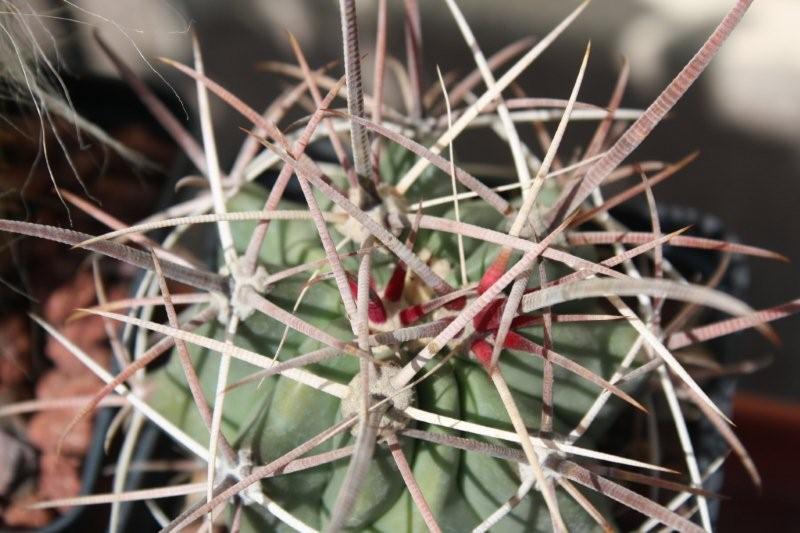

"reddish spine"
[347,274,388,324]
[444,295,466,311]
[470,338,494,369]
[383,262,407,302]
[399,304,425,326]
[478,249,510,294]
[502,330,535,352]
[472,298,505,332]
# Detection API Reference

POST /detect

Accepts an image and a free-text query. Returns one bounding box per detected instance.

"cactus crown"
[5,0,798,531]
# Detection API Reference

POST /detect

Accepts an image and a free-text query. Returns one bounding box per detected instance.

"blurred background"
[2,0,798,529]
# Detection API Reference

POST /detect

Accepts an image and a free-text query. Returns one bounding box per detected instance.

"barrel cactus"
[147,171,644,532]
[5,0,796,531]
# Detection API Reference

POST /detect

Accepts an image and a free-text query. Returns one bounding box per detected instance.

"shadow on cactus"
[3,0,798,531]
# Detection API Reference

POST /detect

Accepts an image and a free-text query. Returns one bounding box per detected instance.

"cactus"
[4,0,798,531]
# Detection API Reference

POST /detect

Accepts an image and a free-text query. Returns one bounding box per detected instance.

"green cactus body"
[149,143,640,531]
